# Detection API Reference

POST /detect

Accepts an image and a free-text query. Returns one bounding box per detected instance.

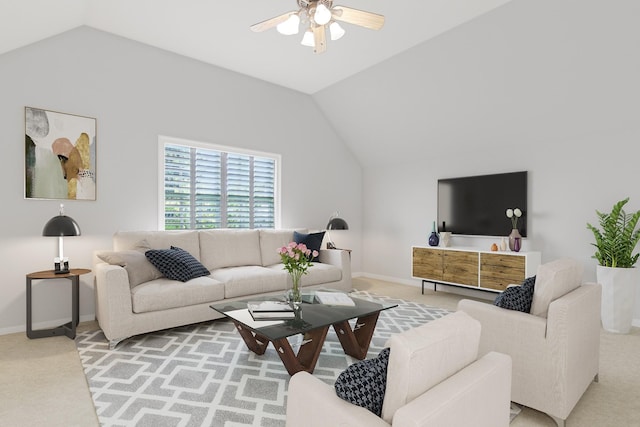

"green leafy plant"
[587,198,640,268]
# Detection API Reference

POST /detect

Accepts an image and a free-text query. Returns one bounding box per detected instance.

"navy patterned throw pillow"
[145,246,210,282]
[494,275,536,313]
[293,231,325,262]
[334,347,390,417]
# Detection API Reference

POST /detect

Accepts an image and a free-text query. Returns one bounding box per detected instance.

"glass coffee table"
[210,292,397,375]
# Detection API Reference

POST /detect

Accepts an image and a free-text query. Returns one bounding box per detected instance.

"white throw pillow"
[97,249,162,288]
[530,258,583,318]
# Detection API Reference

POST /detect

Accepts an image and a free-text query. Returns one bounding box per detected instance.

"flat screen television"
[437,171,527,237]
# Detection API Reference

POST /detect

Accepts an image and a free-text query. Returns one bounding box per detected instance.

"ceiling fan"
[250,0,385,54]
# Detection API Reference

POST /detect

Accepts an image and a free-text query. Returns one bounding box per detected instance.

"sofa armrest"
[392,352,512,427]
[94,262,135,341]
[286,372,389,427]
[319,249,351,279]
[319,249,349,267]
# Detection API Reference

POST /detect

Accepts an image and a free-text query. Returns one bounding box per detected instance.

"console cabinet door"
[412,247,443,281]
[480,253,525,291]
[443,251,479,287]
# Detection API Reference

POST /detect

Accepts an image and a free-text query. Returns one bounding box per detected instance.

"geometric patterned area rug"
[75,291,450,427]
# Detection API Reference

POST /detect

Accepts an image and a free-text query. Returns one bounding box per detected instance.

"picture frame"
[25,107,96,200]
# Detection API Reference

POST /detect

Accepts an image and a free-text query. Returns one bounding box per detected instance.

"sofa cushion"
[96,250,163,288]
[494,275,536,313]
[265,262,342,287]
[335,347,390,417]
[145,246,210,282]
[131,275,225,313]
[211,266,289,299]
[293,231,325,262]
[530,258,583,318]
[381,311,480,423]
[113,231,201,260]
[259,229,303,266]
[199,229,262,270]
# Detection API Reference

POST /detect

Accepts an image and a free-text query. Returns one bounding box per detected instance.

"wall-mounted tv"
[437,171,527,237]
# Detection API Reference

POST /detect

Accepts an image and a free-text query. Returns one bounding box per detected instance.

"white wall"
[314,0,640,320]
[0,27,362,334]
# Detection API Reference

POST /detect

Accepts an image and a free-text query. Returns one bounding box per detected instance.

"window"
[159,136,280,230]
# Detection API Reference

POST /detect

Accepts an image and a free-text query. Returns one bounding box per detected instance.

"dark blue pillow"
[334,347,390,417]
[494,275,536,313]
[293,231,325,262]
[145,246,209,282]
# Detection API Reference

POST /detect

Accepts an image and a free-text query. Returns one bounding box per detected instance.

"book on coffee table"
[314,291,355,306]
[247,301,295,320]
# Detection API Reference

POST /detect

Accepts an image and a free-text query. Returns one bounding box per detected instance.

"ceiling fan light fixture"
[329,21,345,40]
[301,27,315,46]
[313,3,332,25]
[276,13,300,35]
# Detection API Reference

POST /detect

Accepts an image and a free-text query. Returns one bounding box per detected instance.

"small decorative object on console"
[506,208,523,251]
[428,221,439,246]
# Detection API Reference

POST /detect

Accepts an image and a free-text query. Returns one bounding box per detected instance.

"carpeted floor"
[76,292,450,426]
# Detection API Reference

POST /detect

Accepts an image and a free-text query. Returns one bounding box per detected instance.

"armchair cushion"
[494,275,536,313]
[530,258,582,317]
[334,347,390,416]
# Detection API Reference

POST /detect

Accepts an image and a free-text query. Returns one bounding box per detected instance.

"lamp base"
[54,257,70,274]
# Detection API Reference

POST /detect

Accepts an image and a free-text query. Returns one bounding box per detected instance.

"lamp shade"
[42,215,81,237]
[327,217,349,230]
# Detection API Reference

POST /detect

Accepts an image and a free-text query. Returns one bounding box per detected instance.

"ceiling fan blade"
[332,6,384,30]
[312,24,327,54]
[250,12,294,32]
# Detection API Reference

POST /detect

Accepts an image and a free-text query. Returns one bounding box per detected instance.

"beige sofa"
[458,258,601,427]
[94,229,351,348]
[286,311,512,427]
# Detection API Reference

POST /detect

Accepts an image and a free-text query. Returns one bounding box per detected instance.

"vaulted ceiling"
[1,0,512,94]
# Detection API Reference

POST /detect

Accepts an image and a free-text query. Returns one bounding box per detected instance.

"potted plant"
[587,197,640,333]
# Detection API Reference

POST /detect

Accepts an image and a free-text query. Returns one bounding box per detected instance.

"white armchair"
[286,311,512,427]
[458,258,601,427]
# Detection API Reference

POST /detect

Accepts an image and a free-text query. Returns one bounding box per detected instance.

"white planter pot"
[597,265,638,333]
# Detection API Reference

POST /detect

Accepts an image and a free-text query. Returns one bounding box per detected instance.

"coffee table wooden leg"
[272,326,329,375]
[233,322,269,355]
[333,312,380,359]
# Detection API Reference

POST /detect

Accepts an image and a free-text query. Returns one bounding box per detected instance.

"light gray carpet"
[75,292,451,426]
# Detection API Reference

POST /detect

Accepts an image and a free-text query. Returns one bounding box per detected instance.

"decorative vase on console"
[428,221,440,247]
[506,208,523,252]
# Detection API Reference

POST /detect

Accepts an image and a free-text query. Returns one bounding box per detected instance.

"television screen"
[437,171,527,237]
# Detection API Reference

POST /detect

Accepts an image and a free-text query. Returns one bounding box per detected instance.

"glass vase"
[286,271,303,309]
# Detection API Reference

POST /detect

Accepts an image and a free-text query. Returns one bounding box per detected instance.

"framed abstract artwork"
[25,107,96,200]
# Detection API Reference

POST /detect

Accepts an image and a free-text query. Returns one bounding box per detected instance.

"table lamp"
[326,213,349,249]
[42,204,81,274]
